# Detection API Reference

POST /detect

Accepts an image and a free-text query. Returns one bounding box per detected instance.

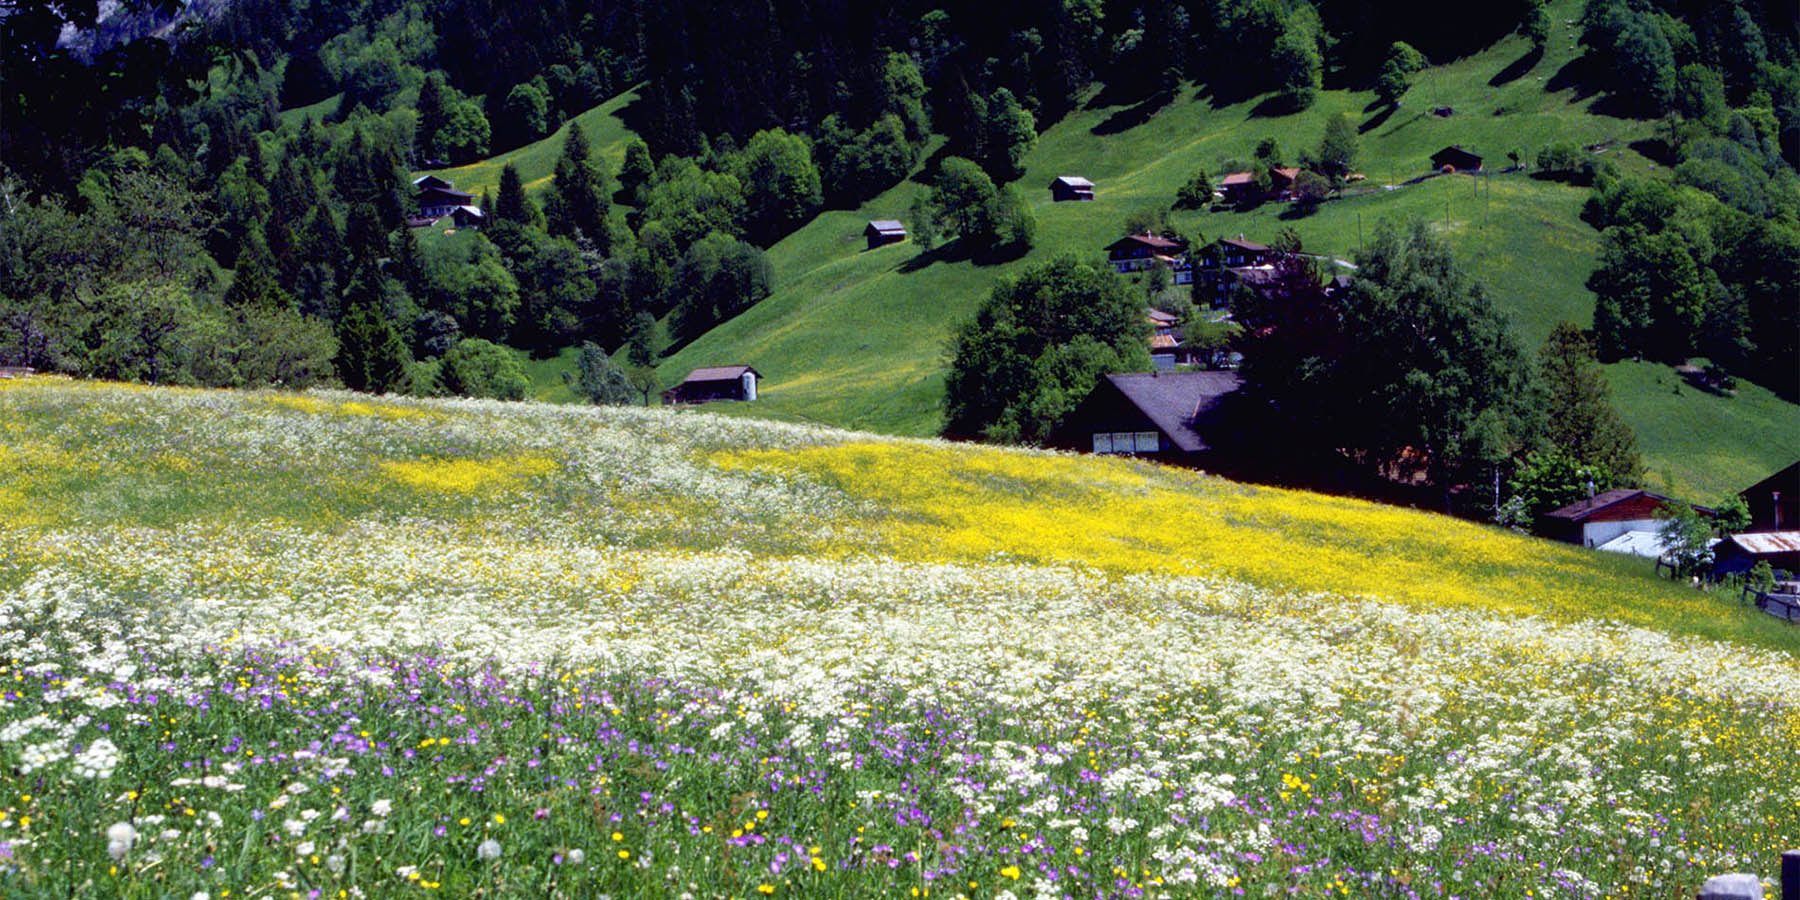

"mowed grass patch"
[416,85,643,200]
[1606,360,1800,501]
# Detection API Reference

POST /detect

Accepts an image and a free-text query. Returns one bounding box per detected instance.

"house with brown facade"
[1195,236,1278,306]
[1542,489,1702,548]
[415,174,476,221]
[1106,233,1192,284]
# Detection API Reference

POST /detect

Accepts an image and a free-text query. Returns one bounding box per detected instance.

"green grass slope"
[657,2,1797,497]
[416,86,643,200]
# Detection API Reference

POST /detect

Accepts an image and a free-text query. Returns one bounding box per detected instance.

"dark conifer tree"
[416,73,448,159]
[494,164,540,227]
[335,265,410,393]
[544,124,611,250]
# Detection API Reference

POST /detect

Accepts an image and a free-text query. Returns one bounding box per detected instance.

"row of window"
[1093,431,1161,454]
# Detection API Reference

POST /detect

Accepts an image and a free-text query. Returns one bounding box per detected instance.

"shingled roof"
[1105,371,1243,453]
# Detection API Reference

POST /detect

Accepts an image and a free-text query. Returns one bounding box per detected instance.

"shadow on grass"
[1544,55,1605,102]
[1629,138,1677,167]
[1359,105,1396,134]
[1248,91,1312,119]
[897,237,1030,273]
[1091,90,1176,135]
[1488,46,1545,87]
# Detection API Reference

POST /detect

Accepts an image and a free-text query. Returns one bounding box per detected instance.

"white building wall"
[1582,518,1663,548]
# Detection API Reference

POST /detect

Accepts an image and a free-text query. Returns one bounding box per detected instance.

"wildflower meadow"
[1,378,1795,900]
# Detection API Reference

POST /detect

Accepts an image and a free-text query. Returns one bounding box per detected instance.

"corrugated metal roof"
[1730,531,1800,554]
[1594,530,1677,559]
[867,219,906,232]
[1054,175,1093,187]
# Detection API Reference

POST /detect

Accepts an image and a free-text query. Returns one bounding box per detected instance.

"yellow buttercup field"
[1,377,1795,900]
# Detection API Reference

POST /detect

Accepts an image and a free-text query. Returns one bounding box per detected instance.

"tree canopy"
[944,255,1149,443]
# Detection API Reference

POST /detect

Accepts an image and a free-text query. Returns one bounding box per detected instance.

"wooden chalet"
[1429,145,1483,173]
[1218,171,1258,204]
[1739,461,1799,532]
[1147,309,1181,371]
[864,219,907,250]
[1542,489,1697,548]
[1050,371,1242,459]
[416,175,475,219]
[1050,175,1095,202]
[1195,236,1277,306]
[661,365,762,405]
[1269,166,1301,197]
[1106,233,1186,273]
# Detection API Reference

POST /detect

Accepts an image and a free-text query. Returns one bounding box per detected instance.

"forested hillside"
[1,0,1795,505]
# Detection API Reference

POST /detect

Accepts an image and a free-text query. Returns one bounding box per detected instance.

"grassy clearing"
[414,86,642,200]
[1606,360,1800,501]
[277,92,342,129]
[2,379,1795,899]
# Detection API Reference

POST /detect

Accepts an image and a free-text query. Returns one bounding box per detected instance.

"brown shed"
[1429,145,1483,173]
[864,219,908,250]
[1050,175,1095,202]
[661,365,762,405]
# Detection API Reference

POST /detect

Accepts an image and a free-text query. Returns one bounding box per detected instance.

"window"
[1093,431,1160,454]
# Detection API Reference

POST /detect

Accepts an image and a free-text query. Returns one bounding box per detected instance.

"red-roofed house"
[1542,489,1702,548]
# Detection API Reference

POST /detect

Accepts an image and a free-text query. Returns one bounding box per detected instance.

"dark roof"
[1544,489,1686,522]
[420,186,474,202]
[1740,461,1800,498]
[1218,237,1269,252]
[1053,175,1093,187]
[866,219,906,233]
[1430,145,1483,169]
[1107,233,1184,252]
[1105,371,1243,453]
[677,365,761,384]
[405,216,440,228]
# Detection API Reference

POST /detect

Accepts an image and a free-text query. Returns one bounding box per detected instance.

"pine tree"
[416,73,447,159]
[224,244,293,312]
[544,124,610,249]
[495,164,541,227]
[334,266,410,393]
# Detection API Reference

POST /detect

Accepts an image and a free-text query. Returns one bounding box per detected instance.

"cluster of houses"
[407,175,486,229]
[1541,462,1800,595]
